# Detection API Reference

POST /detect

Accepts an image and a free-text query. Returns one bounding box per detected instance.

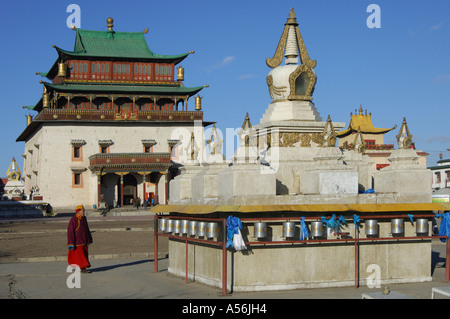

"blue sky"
[1,0,449,175]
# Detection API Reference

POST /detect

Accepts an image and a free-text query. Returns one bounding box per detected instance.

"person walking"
[136,197,141,210]
[67,205,93,273]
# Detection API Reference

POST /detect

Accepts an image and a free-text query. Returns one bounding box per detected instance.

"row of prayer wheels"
[252,218,430,239]
[253,221,327,239]
[365,218,429,237]
[158,219,219,239]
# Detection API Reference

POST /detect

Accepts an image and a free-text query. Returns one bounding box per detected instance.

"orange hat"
[75,205,84,212]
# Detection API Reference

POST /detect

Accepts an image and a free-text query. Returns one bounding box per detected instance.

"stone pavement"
[1,211,450,303]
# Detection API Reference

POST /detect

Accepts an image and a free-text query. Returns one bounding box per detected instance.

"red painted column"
[143,175,147,202]
[97,173,101,207]
[165,170,169,205]
[120,174,124,208]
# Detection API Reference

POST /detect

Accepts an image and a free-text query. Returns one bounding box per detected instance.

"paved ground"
[1,210,449,304]
[0,211,167,262]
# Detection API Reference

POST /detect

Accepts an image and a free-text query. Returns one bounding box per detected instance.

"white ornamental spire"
[285,25,299,64]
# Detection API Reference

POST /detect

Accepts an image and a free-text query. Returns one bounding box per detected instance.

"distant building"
[16,18,211,210]
[337,107,428,170]
[429,154,450,191]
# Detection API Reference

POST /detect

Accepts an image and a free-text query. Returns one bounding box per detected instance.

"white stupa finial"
[285,25,299,64]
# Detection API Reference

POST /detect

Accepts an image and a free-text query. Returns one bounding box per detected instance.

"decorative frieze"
[33,109,203,123]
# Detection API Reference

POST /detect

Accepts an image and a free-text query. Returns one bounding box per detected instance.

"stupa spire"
[266,8,316,69]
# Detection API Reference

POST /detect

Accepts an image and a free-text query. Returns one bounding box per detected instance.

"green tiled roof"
[44,82,204,95]
[56,29,190,62]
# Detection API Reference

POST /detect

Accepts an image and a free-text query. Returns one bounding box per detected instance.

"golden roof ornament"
[177,66,184,83]
[107,17,114,31]
[57,61,67,77]
[195,95,202,111]
[26,114,32,126]
[42,85,50,108]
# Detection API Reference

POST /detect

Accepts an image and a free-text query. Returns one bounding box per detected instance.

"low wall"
[0,201,46,218]
[166,215,432,292]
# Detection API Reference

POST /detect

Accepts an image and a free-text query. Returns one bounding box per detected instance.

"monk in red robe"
[67,205,93,273]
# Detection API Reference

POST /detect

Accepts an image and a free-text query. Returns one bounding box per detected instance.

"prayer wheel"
[166,219,174,233]
[181,220,190,234]
[253,222,267,239]
[416,218,429,236]
[365,219,378,237]
[206,222,219,239]
[158,218,167,233]
[173,220,182,234]
[282,221,296,238]
[391,218,404,235]
[189,221,198,236]
[197,221,207,237]
[311,221,325,238]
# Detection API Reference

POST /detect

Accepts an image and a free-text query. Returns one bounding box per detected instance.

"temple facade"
[16,18,211,210]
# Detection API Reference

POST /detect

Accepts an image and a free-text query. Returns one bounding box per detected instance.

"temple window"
[98,140,113,153]
[73,173,82,186]
[73,146,81,159]
[71,140,86,162]
[142,139,156,153]
[71,169,86,188]
[100,146,109,153]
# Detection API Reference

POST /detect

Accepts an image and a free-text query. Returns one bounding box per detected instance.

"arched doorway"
[117,174,137,206]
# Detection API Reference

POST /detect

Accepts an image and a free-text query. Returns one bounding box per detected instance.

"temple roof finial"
[107,17,114,31]
[289,8,296,18]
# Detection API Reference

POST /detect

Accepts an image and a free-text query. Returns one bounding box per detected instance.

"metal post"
[355,224,359,288]
[154,215,158,273]
[446,239,450,282]
[186,239,189,284]
[222,218,227,296]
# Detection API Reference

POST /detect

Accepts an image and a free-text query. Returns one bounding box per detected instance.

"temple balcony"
[88,152,172,173]
[32,108,203,123]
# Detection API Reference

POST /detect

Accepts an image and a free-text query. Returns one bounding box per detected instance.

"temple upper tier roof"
[336,106,396,137]
[42,18,193,79]
[58,24,190,62]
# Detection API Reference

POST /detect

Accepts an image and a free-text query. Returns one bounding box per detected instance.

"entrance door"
[117,174,137,206]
